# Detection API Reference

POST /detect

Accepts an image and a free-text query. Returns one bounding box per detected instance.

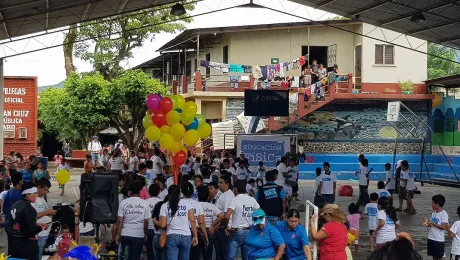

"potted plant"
[399,80,414,95]
[383,88,397,94]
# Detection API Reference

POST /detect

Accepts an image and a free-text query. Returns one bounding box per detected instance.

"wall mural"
[431,93,460,155]
[277,101,429,141]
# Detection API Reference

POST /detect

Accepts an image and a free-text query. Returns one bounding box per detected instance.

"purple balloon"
[146,94,161,110]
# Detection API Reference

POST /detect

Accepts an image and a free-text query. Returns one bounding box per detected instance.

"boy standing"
[398,160,409,212]
[448,206,460,259]
[376,181,391,199]
[356,158,372,208]
[401,160,416,215]
[425,194,449,260]
[384,163,395,205]
[316,162,337,203]
[364,192,379,252]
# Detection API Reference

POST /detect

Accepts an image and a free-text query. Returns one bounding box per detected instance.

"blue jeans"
[228,229,249,260]
[91,153,102,165]
[166,234,192,260]
[153,233,167,260]
[146,229,155,260]
[38,235,48,260]
[118,236,144,260]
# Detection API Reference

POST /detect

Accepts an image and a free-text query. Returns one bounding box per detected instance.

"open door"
[327,44,337,67]
[355,45,362,87]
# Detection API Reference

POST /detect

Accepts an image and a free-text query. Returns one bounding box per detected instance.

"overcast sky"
[1,0,336,86]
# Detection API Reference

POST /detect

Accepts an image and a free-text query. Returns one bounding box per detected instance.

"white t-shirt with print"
[216,190,235,213]
[276,163,287,186]
[286,166,299,181]
[117,197,150,238]
[428,210,449,242]
[400,170,409,187]
[32,197,52,237]
[236,167,248,180]
[358,165,369,186]
[185,198,204,225]
[450,220,460,255]
[160,199,193,236]
[376,209,398,244]
[228,194,260,228]
[151,155,164,174]
[224,167,236,177]
[385,171,395,190]
[406,171,416,191]
[377,189,391,198]
[200,202,220,228]
[145,197,162,230]
[364,202,379,231]
[319,172,337,195]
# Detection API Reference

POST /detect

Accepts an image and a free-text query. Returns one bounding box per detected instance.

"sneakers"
[403,208,409,213]
[408,209,417,215]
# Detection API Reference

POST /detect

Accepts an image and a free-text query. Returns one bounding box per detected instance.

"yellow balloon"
[146,126,161,142]
[56,169,70,185]
[183,129,200,146]
[175,95,186,109]
[160,125,171,135]
[142,114,153,129]
[197,123,211,138]
[183,101,198,116]
[166,110,181,126]
[170,123,186,141]
[159,134,174,151]
[195,114,205,126]
[171,141,183,153]
[181,112,195,125]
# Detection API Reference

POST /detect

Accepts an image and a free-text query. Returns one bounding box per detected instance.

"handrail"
[305,200,319,260]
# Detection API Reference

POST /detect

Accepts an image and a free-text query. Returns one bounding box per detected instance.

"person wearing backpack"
[256,170,288,226]
[87,136,102,166]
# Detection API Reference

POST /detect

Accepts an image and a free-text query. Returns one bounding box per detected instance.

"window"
[375,45,394,65]
[223,45,229,64]
[206,53,211,78]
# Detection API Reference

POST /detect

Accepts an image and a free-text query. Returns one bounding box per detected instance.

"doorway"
[301,45,327,70]
[355,45,362,87]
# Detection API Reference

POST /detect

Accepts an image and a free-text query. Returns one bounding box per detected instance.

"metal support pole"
[184,46,187,94]
[419,138,426,186]
[196,34,200,71]
[307,27,310,64]
[162,54,165,83]
[170,54,173,85]
[0,59,3,159]
[178,50,181,90]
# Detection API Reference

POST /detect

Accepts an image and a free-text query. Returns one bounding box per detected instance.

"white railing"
[305,200,319,260]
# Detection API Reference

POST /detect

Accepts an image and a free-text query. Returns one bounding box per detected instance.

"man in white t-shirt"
[145,184,162,260]
[88,136,102,165]
[356,158,373,208]
[32,179,57,259]
[275,157,288,186]
[235,162,248,182]
[425,194,449,260]
[225,180,260,260]
[316,162,337,203]
[116,182,151,260]
[222,158,236,177]
[285,158,300,200]
[215,175,235,260]
[448,207,460,259]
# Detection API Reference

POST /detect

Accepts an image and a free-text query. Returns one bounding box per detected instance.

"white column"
[0,59,4,159]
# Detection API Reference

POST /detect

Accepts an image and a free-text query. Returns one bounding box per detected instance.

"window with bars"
[223,45,229,64]
[375,44,394,65]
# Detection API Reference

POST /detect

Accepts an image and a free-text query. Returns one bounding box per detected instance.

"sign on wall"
[387,101,400,122]
[237,135,290,167]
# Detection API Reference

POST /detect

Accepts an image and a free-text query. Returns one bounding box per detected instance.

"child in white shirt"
[424,194,449,260]
[384,163,395,206]
[448,206,460,259]
[376,181,391,199]
[364,193,379,252]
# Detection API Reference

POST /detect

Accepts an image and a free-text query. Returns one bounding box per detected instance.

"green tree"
[38,73,112,148]
[108,70,169,148]
[428,43,460,79]
[72,3,194,81]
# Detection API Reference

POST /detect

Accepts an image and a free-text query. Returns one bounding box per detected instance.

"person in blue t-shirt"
[3,172,24,255]
[276,209,312,260]
[246,209,285,260]
[19,161,33,183]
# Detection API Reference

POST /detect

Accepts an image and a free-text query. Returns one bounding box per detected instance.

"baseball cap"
[320,204,339,216]
[252,209,266,225]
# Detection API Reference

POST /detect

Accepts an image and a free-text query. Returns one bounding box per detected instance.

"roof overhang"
[291,0,460,49]
[426,74,460,88]
[0,0,181,41]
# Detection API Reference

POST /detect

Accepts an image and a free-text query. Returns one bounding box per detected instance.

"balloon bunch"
[143,94,212,166]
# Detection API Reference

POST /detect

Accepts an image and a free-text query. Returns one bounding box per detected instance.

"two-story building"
[135,20,432,154]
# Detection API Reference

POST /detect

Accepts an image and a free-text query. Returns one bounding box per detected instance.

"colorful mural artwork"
[277,101,429,141]
[431,93,460,155]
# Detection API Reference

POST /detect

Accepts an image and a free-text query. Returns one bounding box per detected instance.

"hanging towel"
[252,65,263,79]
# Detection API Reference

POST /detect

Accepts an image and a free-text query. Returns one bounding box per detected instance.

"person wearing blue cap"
[246,209,285,260]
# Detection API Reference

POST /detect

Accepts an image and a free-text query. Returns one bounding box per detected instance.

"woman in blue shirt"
[19,161,33,183]
[246,209,285,260]
[276,209,312,260]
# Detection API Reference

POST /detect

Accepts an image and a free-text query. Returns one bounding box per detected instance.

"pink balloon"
[146,94,162,111]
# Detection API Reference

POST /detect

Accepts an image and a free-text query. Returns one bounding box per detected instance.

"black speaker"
[79,173,119,224]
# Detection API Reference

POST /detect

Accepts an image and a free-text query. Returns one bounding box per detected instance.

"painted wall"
[3,77,38,156]
[361,23,427,84]
[431,93,460,155]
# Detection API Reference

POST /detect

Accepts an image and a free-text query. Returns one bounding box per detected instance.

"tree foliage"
[39,70,169,149]
[428,43,460,80]
[73,3,194,80]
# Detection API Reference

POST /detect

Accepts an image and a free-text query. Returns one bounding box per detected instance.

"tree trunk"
[64,24,77,77]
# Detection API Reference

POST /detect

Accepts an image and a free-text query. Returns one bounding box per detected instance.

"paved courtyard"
[0,170,458,260]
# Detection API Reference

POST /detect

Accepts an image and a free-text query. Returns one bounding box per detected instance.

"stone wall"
[226,98,244,120]
[303,141,430,154]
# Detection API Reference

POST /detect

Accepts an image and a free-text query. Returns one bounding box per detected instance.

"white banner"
[237,135,290,167]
